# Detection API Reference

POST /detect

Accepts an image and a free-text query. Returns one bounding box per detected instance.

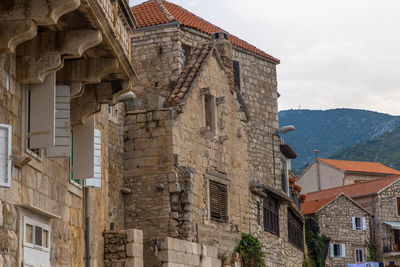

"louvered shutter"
[29,73,55,149]
[352,217,356,230]
[330,244,334,257]
[341,244,346,258]
[361,217,366,230]
[209,180,228,222]
[233,60,241,90]
[0,124,11,187]
[46,85,70,157]
[85,129,101,188]
[219,183,228,222]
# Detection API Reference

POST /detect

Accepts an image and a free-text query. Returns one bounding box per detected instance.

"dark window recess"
[263,196,279,235]
[233,60,241,90]
[204,94,215,132]
[397,197,400,216]
[209,180,228,222]
[288,209,304,250]
[35,226,43,246]
[281,158,288,192]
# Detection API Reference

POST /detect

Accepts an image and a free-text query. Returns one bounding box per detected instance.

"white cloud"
[129,0,400,115]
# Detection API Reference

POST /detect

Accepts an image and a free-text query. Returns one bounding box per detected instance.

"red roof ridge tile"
[318,158,400,175]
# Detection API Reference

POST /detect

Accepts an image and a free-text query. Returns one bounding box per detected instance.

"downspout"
[316,158,321,190]
[85,187,91,267]
[371,194,376,243]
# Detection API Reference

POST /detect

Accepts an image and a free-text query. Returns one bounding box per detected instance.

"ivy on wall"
[305,217,329,267]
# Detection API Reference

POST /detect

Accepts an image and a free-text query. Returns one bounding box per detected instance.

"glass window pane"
[26,224,33,243]
[35,226,43,246]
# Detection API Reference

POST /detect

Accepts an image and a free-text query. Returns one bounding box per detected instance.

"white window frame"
[330,243,346,258]
[0,123,12,187]
[352,216,366,231]
[355,247,365,263]
[23,216,50,252]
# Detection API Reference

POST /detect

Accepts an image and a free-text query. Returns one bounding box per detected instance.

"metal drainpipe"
[85,187,91,267]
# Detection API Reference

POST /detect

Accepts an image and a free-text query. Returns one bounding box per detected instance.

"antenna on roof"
[313,149,320,160]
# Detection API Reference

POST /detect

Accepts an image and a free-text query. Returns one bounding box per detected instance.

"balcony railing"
[289,189,301,209]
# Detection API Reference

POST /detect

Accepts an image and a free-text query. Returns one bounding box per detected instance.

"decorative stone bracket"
[0,0,80,54]
[71,81,132,125]
[16,30,102,84]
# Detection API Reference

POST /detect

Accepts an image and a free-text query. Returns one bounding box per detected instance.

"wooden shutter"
[46,85,70,157]
[85,129,101,188]
[352,217,356,230]
[73,115,95,179]
[209,180,228,222]
[0,124,11,187]
[330,244,334,257]
[361,217,366,230]
[397,197,400,216]
[29,73,55,149]
[341,244,346,258]
[233,60,241,90]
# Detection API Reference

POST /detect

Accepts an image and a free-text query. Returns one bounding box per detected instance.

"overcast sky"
[130,0,400,115]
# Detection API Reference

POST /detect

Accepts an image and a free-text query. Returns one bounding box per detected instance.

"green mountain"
[278,108,400,174]
[330,126,400,170]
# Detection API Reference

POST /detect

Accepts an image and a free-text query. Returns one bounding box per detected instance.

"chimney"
[213,31,233,71]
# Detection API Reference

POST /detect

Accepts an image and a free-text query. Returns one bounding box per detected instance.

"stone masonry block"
[159,237,174,250]
[126,229,143,244]
[125,257,143,267]
[126,242,143,258]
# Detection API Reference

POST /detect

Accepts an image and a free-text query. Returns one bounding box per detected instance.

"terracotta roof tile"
[131,1,170,27]
[301,194,338,215]
[131,0,279,63]
[319,158,400,175]
[165,42,213,106]
[305,175,400,202]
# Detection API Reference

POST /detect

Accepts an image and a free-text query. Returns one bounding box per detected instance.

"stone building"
[302,193,372,266]
[304,176,400,265]
[297,158,400,194]
[126,1,305,266]
[0,0,144,266]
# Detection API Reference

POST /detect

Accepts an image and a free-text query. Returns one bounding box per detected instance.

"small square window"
[330,243,345,258]
[352,217,366,231]
[355,247,365,262]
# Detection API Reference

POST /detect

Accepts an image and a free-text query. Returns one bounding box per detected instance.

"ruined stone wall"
[123,109,175,239]
[131,24,183,104]
[375,180,400,264]
[249,194,304,267]
[316,195,371,267]
[104,228,143,267]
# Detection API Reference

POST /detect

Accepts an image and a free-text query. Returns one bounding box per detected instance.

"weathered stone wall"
[156,237,222,267]
[0,52,130,266]
[249,194,305,267]
[375,180,400,264]
[104,228,143,267]
[232,49,279,189]
[316,195,371,267]
[131,24,183,104]
[123,109,175,240]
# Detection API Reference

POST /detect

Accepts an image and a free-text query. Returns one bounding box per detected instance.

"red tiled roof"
[305,175,400,202]
[301,194,338,215]
[131,0,280,63]
[319,158,400,175]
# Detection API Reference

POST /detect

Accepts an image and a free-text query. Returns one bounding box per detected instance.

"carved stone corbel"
[16,30,102,84]
[57,58,119,98]
[0,0,80,54]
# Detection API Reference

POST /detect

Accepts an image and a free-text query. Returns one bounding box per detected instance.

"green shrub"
[234,233,266,267]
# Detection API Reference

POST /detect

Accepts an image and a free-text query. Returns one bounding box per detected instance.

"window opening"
[263,196,279,235]
[288,208,304,250]
[209,180,228,222]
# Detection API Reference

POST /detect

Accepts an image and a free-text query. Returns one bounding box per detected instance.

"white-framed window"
[0,123,12,187]
[355,247,365,262]
[23,216,50,267]
[352,217,366,231]
[330,243,346,258]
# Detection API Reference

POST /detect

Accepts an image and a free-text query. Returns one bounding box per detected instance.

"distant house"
[303,176,400,265]
[297,158,400,194]
[302,193,372,266]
